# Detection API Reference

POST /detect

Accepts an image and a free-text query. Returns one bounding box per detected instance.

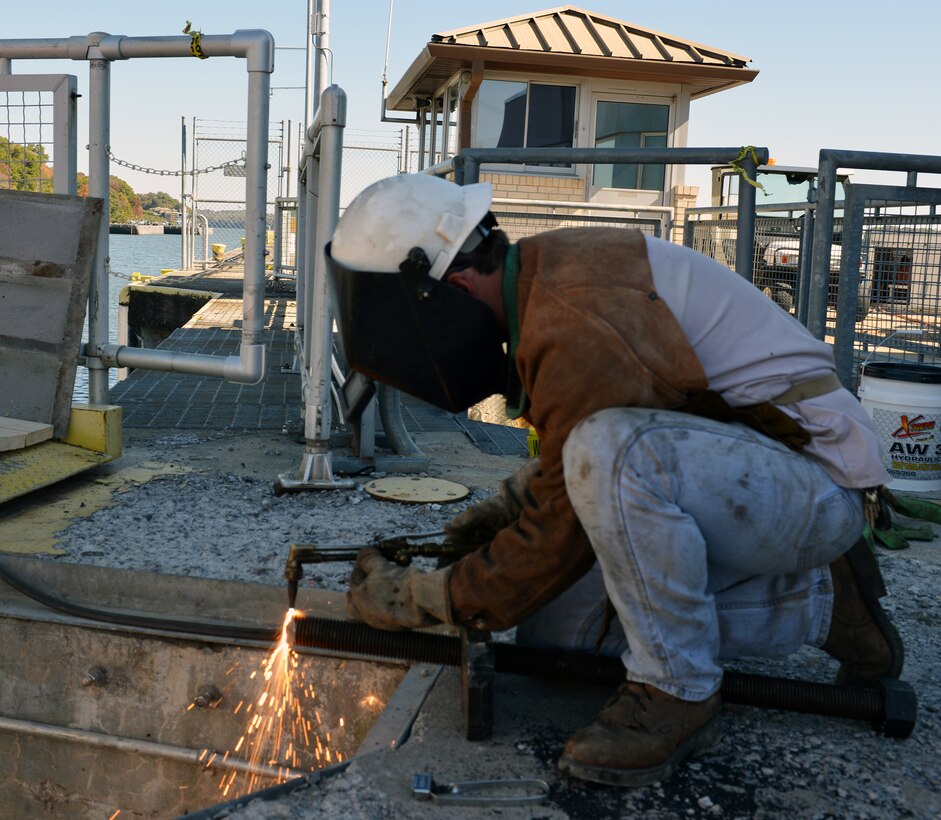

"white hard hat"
[331,175,493,280]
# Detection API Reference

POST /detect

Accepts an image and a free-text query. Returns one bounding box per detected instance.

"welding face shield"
[324,243,508,413]
[325,175,509,412]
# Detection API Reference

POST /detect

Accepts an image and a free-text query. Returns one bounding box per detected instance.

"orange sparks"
[215,607,348,800]
[109,811,121,820]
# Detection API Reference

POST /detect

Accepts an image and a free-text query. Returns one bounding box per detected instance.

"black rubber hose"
[0,561,279,643]
[292,615,885,721]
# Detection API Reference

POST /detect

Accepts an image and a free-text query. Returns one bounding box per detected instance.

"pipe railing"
[808,149,941,340]
[459,146,767,282]
[0,30,275,396]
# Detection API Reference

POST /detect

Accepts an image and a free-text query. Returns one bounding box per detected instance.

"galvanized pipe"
[0,31,273,386]
[732,150,758,282]
[460,146,769,168]
[86,48,111,404]
[0,715,305,780]
[304,85,345,446]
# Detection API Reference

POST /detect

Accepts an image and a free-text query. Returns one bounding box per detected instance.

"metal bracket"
[461,628,494,741]
[275,448,355,492]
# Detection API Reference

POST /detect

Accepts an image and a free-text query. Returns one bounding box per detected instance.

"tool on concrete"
[283,533,473,609]
[411,771,549,807]
[290,615,918,741]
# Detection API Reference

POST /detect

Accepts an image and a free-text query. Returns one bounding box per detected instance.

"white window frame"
[587,91,676,205]
[471,72,580,177]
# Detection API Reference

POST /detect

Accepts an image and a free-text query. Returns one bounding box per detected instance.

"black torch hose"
[0,561,279,643]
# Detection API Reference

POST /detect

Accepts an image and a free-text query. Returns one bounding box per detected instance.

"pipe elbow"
[306,86,347,142]
[232,29,274,73]
[224,343,266,385]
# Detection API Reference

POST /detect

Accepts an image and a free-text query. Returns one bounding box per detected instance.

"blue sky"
[2,1,938,201]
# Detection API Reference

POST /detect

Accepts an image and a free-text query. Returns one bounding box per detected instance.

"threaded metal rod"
[291,616,886,722]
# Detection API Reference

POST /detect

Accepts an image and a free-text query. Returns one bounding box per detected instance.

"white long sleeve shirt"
[645,235,889,489]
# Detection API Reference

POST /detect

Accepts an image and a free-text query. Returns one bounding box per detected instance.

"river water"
[72,227,247,400]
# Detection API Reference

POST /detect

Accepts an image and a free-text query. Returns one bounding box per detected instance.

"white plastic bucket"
[859,361,941,492]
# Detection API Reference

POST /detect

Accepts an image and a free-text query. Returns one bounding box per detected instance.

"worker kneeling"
[324,175,903,787]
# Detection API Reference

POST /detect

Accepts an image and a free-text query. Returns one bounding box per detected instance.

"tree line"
[1,137,181,223]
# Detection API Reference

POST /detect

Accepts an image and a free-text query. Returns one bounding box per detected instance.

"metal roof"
[387,5,758,111]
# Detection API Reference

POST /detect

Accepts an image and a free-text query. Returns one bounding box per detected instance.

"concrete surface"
[0,189,102,436]
[1,268,937,818]
[5,421,936,820]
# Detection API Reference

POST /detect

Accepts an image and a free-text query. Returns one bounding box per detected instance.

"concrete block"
[0,190,103,438]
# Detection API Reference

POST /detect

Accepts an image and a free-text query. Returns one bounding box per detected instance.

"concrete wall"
[0,558,406,817]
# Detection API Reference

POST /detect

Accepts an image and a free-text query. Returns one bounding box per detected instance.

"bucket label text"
[871,408,941,480]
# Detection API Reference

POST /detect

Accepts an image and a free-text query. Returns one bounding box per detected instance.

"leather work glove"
[444,457,540,547]
[346,547,453,631]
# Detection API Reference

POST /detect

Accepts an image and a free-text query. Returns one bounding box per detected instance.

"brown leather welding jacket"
[447,228,709,632]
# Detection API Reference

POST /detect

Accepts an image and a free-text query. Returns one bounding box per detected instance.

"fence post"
[733,151,758,283]
[86,52,111,404]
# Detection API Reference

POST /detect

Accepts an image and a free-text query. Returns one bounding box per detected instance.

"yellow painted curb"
[0,460,192,555]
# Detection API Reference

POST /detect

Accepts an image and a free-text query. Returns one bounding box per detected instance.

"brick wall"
[482,172,585,203]
[671,185,699,244]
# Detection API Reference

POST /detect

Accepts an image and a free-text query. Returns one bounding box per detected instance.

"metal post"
[441,86,451,161]
[428,98,438,167]
[833,185,865,388]
[417,106,427,171]
[282,120,291,198]
[795,204,816,327]
[463,155,480,185]
[86,52,111,404]
[54,74,78,195]
[295,164,307,339]
[241,56,271,354]
[197,213,209,268]
[313,0,329,96]
[733,151,758,283]
[273,200,284,278]
[0,58,10,73]
[808,155,838,339]
[189,116,198,269]
[277,86,355,491]
[180,116,187,269]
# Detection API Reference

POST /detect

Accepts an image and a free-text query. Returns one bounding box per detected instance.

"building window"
[592,101,669,191]
[475,80,576,165]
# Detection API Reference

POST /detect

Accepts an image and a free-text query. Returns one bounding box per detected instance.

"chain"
[106,148,245,177]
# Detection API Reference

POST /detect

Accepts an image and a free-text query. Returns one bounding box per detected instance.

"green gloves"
[346,547,453,631]
[444,457,541,547]
[865,489,941,550]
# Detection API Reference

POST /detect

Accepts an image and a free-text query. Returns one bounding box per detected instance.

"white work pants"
[516,408,864,702]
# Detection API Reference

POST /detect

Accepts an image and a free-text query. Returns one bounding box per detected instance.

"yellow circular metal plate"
[364,476,469,504]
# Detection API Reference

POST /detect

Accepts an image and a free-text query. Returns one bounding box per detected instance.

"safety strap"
[770,373,842,405]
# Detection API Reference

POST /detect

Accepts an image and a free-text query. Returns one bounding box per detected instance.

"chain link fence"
[187,118,289,266]
[684,207,845,317]
[340,128,407,209]
[832,187,941,391]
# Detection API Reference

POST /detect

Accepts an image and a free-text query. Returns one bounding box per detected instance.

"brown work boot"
[822,537,904,687]
[558,682,721,787]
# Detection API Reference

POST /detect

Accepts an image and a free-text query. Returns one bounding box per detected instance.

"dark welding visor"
[324,243,509,414]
